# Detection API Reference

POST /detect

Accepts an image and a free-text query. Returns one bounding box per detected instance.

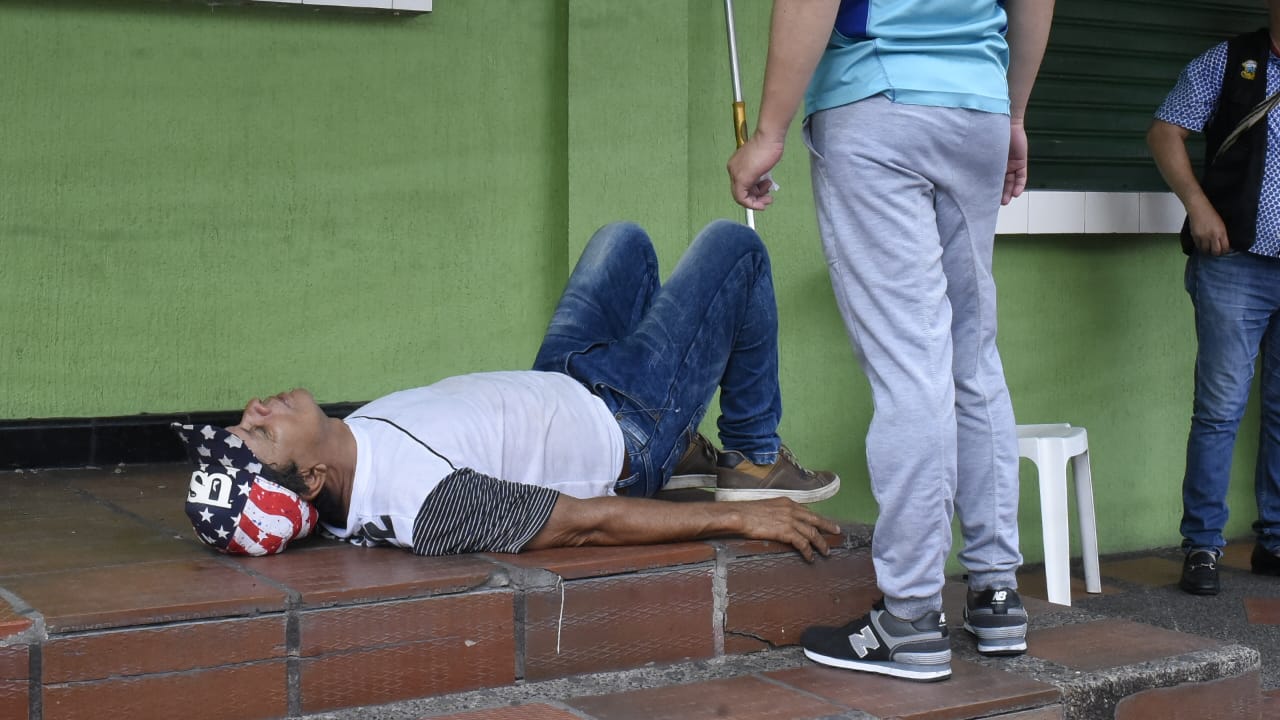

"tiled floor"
[1062,541,1280,689]
[1017,538,1280,718]
[2,464,1277,720]
[1,464,881,719]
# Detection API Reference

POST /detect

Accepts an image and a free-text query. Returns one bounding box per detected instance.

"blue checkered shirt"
[1155,41,1280,257]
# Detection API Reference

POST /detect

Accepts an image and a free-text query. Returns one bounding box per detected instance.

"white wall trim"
[256,0,431,11]
[996,190,1184,235]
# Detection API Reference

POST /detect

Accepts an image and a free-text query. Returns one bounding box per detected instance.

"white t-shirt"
[323,371,625,554]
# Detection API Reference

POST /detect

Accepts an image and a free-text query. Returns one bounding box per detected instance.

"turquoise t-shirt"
[805,0,1011,117]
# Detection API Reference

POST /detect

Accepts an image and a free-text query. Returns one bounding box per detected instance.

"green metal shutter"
[1028,0,1267,191]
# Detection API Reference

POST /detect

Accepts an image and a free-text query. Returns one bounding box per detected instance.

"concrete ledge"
[298,597,1264,720]
[1,465,1266,719]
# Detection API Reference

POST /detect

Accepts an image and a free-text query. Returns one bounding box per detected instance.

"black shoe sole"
[1178,580,1220,596]
[962,619,1028,656]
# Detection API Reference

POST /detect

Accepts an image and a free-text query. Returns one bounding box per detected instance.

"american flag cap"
[171,422,319,556]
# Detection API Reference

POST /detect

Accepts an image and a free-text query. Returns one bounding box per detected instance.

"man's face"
[227,388,327,473]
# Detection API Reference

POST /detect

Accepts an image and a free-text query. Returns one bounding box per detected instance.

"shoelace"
[778,445,816,477]
[691,434,718,464]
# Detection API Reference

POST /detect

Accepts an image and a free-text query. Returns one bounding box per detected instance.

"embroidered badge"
[1241,59,1259,80]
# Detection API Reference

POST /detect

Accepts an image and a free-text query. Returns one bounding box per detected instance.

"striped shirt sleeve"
[411,468,561,555]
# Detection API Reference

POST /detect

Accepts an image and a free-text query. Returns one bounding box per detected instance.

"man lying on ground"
[175,220,841,560]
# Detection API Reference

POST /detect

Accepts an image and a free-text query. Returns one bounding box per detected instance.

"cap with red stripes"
[172,423,318,556]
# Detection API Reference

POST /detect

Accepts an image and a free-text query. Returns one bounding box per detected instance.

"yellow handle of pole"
[732,101,748,149]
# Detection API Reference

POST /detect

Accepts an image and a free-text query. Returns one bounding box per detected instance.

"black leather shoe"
[1251,543,1280,576]
[1179,549,1220,595]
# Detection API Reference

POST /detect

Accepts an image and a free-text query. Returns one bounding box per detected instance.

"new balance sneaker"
[1180,549,1220,595]
[714,445,840,503]
[963,587,1028,656]
[664,432,719,491]
[799,600,952,682]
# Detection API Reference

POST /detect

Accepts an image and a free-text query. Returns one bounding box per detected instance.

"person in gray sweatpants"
[727,0,1055,682]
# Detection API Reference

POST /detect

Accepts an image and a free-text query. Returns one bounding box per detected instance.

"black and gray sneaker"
[799,599,952,682]
[963,587,1028,656]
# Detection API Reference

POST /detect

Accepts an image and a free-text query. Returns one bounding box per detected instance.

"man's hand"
[1147,119,1223,251]
[728,134,785,211]
[1003,120,1029,206]
[526,493,842,563]
[724,0,841,213]
[1188,204,1230,255]
[727,497,841,561]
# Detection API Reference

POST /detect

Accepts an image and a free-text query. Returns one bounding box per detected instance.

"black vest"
[1181,28,1271,254]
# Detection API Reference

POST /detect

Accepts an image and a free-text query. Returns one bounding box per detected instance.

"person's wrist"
[752,121,789,145]
[717,506,746,537]
[1187,195,1216,217]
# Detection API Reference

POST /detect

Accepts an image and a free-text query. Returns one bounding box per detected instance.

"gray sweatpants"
[805,95,1022,621]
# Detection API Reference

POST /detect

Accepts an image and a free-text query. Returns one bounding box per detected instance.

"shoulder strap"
[1214,88,1280,163]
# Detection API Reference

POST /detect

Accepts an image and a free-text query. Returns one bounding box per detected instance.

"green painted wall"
[1,0,569,416]
[0,0,1261,562]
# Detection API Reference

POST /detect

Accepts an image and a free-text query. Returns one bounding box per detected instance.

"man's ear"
[298,465,328,501]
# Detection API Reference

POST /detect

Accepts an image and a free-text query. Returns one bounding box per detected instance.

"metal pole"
[724,0,755,229]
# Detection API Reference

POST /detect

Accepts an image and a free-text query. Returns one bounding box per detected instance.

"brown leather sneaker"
[664,432,720,490]
[714,445,840,503]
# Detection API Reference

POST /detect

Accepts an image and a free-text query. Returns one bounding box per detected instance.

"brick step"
[0,465,1267,719]
[283,582,1264,720]
[317,633,1262,720]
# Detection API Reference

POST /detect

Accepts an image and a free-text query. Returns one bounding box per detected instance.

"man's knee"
[691,219,769,268]
[590,221,649,248]
[582,220,653,260]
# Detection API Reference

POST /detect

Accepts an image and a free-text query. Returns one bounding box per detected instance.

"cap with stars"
[172,422,319,556]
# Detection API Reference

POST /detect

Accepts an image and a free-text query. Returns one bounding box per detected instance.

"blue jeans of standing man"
[533,220,783,498]
[1181,251,1280,554]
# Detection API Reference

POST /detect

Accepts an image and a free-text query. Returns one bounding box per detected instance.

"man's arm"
[727,0,840,211]
[525,495,841,562]
[1147,118,1229,255]
[1002,0,1055,204]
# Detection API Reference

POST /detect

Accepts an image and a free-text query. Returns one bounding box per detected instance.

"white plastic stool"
[1017,423,1102,606]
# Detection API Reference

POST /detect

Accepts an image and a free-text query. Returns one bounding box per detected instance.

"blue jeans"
[1181,251,1280,554]
[533,220,783,497]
